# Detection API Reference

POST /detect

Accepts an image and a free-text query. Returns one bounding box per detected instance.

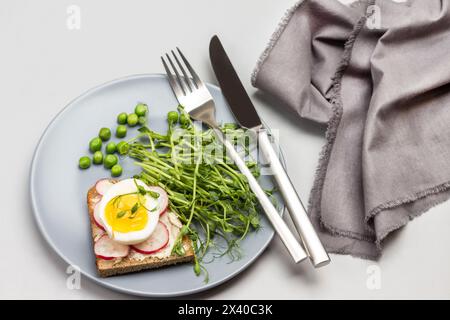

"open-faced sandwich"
[87,178,194,277]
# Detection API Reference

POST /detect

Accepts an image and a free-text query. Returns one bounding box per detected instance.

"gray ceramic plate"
[30,74,282,297]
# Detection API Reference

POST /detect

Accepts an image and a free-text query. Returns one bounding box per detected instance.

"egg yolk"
[105,194,148,234]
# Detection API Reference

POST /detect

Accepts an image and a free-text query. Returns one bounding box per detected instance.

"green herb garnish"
[130,202,139,214]
[116,210,127,218]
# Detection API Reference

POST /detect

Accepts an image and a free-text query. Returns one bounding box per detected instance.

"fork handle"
[213,128,308,263]
[258,130,330,267]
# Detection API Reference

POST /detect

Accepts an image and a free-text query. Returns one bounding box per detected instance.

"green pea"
[111,164,123,177]
[98,127,111,141]
[127,113,139,127]
[117,112,128,125]
[93,151,103,165]
[78,156,91,169]
[105,142,117,154]
[135,103,148,117]
[89,137,102,152]
[117,141,130,155]
[138,116,147,126]
[179,113,190,126]
[116,125,127,138]
[167,111,179,124]
[104,154,118,169]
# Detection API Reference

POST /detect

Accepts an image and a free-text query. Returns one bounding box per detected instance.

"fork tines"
[161,48,204,97]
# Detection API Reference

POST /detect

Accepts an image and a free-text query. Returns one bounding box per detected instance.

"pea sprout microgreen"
[81,104,276,282]
[122,105,274,282]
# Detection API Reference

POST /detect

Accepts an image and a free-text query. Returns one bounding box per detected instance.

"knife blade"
[209,36,262,130]
[209,35,330,268]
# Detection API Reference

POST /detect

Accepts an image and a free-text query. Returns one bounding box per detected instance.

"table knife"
[209,35,330,268]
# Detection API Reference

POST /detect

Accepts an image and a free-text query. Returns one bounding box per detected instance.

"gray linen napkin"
[252,0,450,259]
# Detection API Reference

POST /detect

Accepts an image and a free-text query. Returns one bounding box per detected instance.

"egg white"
[98,179,159,245]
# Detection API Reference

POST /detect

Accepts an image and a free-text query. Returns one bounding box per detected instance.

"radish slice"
[93,202,105,231]
[147,186,169,216]
[131,222,169,254]
[95,179,114,195]
[93,229,105,242]
[159,206,168,217]
[96,254,115,261]
[94,235,129,260]
[167,211,183,229]
[91,194,103,206]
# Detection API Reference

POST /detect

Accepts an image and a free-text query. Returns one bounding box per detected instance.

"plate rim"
[29,73,279,297]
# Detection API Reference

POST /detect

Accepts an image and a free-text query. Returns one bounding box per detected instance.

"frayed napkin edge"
[306,10,375,259]
[250,0,307,87]
[372,182,450,247]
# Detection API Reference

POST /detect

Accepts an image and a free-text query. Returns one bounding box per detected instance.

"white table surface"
[1,0,449,299]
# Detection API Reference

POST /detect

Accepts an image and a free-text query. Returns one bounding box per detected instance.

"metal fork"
[161,48,308,263]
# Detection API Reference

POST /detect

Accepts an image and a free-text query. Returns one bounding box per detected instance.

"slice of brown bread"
[87,180,195,277]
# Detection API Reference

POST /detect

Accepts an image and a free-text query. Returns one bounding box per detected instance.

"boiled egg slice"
[98,179,160,245]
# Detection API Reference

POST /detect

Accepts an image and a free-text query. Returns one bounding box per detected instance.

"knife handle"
[213,128,308,264]
[258,130,330,268]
